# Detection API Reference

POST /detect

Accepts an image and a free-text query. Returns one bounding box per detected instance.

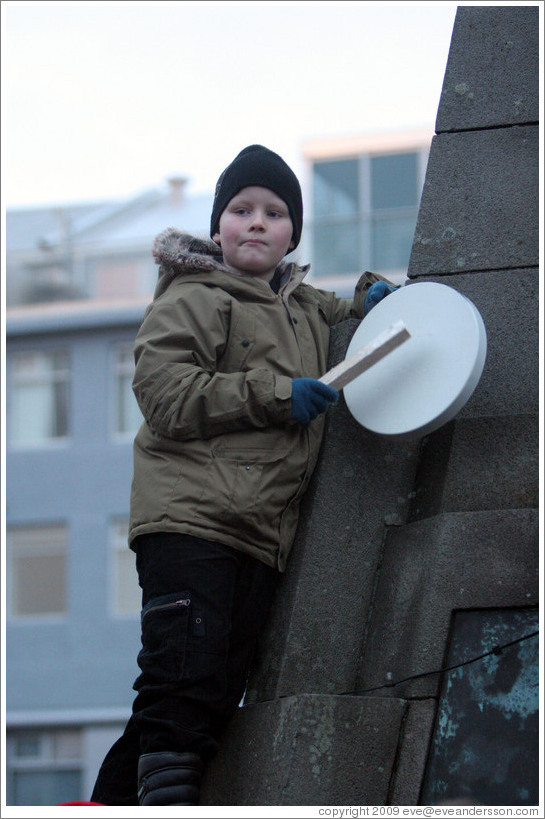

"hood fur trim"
[153,228,226,274]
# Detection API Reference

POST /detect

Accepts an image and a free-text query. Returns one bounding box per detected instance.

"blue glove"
[291,378,339,427]
[364,281,399,314]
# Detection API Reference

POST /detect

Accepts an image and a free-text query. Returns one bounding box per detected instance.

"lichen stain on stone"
[273,700,297,755]
[441,227,457,243]
[455,83,469,95]
[454,83,475,100]
[308,699,336,780]
[437,669,464,741]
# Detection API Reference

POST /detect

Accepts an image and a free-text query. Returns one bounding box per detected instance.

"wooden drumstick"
[319,320,411,391]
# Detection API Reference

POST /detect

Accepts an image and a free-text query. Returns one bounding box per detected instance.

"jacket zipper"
[142,598,190,621]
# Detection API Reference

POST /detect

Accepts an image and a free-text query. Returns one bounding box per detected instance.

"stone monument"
[201,5,540,806]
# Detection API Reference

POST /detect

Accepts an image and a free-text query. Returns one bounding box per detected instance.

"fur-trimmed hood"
[151,227,308,299]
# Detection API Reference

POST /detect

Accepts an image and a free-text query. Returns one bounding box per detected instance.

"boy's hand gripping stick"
[319,321,410,391]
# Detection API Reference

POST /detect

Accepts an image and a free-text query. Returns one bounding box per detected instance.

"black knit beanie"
[210,145,303,249]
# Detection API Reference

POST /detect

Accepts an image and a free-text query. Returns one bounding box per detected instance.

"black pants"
[91,533,278,805]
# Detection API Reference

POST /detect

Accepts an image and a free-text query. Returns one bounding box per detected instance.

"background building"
[5,132,431,803]
[5,178,211,804]
[301,128,431,293]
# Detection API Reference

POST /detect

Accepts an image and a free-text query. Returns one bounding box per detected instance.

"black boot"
[137,751,203,805]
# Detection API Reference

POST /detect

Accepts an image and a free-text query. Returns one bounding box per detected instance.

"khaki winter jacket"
[129,229,379,571]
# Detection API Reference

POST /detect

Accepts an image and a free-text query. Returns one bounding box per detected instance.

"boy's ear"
[212,233,221,246]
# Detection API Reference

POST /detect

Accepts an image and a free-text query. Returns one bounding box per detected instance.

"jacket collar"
[152,228,309,300]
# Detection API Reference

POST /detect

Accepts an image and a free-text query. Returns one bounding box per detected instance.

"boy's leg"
[91,533,239,804]
[211,553,279,732]
[90,718,141,805]
[131,532,244,761]
[91,532,278,805]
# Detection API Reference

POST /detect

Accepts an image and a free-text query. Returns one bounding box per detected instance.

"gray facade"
[5,306,145,803]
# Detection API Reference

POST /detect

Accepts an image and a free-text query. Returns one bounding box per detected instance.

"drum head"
[343,282,487,438]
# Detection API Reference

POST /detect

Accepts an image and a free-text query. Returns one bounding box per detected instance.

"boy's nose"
[249,211,266,230]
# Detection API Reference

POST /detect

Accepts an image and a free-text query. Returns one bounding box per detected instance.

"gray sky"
[2,0,459,208]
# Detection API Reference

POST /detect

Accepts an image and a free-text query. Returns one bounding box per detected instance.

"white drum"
[343,282,487,439]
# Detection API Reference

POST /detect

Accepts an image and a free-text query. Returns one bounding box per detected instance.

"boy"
[91,145,396,805]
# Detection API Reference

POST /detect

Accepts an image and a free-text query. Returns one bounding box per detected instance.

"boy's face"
[213,186,295,282]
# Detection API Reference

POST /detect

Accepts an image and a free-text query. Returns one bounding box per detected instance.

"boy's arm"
[132,284,293,441]
[315,271,400,326]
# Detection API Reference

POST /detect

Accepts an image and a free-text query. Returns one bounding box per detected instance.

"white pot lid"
[343,281,487,439]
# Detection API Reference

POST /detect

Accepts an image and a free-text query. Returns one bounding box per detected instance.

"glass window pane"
[13,770,81,806]
[9,351,69,445]
[13,554,66,615]
[10,526,68,617]
[53,380,69,437]
[312,219,361,277]
[114,343,141,435]
[53,730,82,760]
[314,160,359,218]
[11,384,53,444]
[95,259,141,299]
[371,215,417,272]
[111,520,140,614]
[16,734,41,758]
[115,548,141,614]
[371,152,418,210]
[117,373,142,434]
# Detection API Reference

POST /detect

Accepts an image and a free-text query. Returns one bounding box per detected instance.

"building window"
[111,519,141,615]
[314,158,359,217]
[89,253,153,299]
[113,342,142,437]
[9,350,70,446]
[8,525,68,617]
[6,728,82,806]
[370,152,418,210]
[370,152,419,271]
[310,149,424,281]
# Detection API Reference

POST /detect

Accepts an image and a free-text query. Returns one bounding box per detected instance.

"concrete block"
[357,509,539,700]
[246,321,422,702]
[390,699,437,806]
[436,6,539,132]
[409,415,539,520]
[201,693,406,806]
[408,127,538,276]
[405,270,539,419]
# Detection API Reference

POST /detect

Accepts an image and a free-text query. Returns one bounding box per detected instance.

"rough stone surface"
[409,414,539,519]
[202,7,539,806]
[201,694,406,806]
[436,6,539,132]
[406,271,539,420]
[389,699,437,806]
[408,127,538,277]
[357,509,539,700]
[246,321,422,703]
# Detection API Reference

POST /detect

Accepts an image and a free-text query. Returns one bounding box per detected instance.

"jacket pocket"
[194,445,291,534]
[137,592,191,684]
